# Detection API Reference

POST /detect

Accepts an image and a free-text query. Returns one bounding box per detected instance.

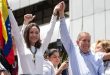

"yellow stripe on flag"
[2,0,8,21]
[2,17,8,43]
[0,0,2,9]
[0,0,8,42]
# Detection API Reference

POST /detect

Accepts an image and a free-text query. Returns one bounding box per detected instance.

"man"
[58,1,104,75]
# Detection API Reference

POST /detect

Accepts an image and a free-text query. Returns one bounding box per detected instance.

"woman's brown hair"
[96,40,110,53]
[24,23,41,48]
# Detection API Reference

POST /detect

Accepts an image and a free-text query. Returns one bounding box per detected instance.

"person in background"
[59,1,104,75]
[95,40,110,75]
[43,48,68,75]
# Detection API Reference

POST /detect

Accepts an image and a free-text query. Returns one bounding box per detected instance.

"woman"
[43,49,60,75]
[95,40,110,75]
[11,3,61,74]
[43,49,68,75]
[20,15,56,74]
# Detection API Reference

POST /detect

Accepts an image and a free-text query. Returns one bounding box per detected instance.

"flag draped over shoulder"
[0,0,14,65]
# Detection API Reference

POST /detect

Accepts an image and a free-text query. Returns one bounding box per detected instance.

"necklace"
[30,46,37,63]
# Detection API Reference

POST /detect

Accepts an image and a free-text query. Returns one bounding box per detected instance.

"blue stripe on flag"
[3,16,12,56]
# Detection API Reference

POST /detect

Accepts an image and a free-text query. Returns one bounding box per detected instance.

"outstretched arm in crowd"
[21,14,35,35]
[40,1,63,54]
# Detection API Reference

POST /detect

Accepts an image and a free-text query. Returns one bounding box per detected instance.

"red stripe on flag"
[0,11,4,49]
[5,48,15,64]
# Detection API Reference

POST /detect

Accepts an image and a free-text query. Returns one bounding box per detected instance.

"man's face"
[77,34,91,53]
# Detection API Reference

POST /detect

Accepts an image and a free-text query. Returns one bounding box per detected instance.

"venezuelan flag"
[0,0,14,64]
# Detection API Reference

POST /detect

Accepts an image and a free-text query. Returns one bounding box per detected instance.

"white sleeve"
[43,66,51,75]
[43,61,55,75]
[9,9,25,55]
[40,15,57,53]
[20,24,27,36]
[9,9,30,73]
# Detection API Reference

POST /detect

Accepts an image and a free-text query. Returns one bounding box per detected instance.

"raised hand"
[59,1,65,17]
[53,1,64,16]
[56,61,68,75]
[23,14,35,25]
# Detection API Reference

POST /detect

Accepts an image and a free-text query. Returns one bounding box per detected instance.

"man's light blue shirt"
[59,17,104,75]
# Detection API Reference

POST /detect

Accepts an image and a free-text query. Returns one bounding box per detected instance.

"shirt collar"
[80,50,91,56]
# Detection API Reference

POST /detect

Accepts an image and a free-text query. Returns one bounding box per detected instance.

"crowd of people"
[0,1,110,75]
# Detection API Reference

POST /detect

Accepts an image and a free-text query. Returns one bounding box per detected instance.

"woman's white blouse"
[12,15,57,74]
